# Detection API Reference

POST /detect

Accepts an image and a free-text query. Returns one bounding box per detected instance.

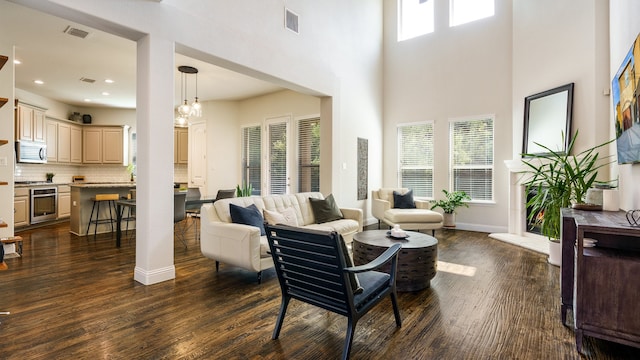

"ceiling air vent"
[285,8,299,34]
[63,25,90,39]
[80,77,96,84]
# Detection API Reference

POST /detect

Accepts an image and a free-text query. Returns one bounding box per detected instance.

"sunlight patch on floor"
[437,261,476,276]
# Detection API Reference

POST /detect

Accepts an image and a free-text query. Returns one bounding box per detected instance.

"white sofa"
[372,188,443,235]
[200,192,363,282]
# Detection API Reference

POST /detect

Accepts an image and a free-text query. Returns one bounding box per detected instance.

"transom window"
[450,116,494,201]
[450,0,494,27]
[398,0,434,41]
[397,122,434,198]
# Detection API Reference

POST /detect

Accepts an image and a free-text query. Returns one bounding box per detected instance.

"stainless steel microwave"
[16,140,47,164]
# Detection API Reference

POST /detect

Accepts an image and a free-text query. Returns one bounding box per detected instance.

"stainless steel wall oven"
[30,187,57,224]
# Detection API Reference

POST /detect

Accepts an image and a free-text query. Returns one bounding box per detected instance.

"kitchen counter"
[15,182,69,188]
[69,183,137,236]
[70,182,136,188]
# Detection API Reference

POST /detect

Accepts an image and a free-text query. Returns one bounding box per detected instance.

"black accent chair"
[264,224,402,360]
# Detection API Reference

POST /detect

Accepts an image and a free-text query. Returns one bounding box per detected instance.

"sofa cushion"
[263,207,299,227]
[393,189,416,209]
[230,203,266,236]
[309,194,343,223]
[385,208,443,223]
[304,218,359,236]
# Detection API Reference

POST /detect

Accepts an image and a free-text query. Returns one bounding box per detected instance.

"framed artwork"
[357,138,368,200]
[612,33,640,164]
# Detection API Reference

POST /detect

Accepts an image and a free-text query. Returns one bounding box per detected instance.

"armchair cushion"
[309,194,344,223]
[230,203,266,236]
[263,207,299,227]
[393,189,416,209]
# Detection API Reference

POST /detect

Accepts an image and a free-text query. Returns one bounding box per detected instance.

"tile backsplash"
[15,163,188,183]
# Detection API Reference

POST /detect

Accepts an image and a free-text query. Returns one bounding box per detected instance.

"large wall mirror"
[522,83,574,156]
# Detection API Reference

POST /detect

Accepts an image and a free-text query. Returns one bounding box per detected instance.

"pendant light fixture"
[175,65,202,125]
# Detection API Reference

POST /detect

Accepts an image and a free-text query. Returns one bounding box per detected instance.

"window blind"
[298,118,320,192]
[398,122,434,198]
[269,122,288,195]
[450,117,493,201]
[241,126,261,195]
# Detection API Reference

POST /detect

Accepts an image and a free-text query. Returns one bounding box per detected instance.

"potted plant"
[236,183,254,197]
[430,189,471,228]
[45,173,55,183]
[520,131,614,265]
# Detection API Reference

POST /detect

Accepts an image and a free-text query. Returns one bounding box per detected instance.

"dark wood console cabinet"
[561,208,640,352]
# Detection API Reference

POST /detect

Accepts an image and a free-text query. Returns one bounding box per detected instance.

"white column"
[134,34,176,285]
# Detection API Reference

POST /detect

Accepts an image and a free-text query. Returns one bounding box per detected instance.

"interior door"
[189,121,207,190]
[264,116,290,195]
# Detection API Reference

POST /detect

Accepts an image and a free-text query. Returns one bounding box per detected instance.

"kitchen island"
[69,183,136,236]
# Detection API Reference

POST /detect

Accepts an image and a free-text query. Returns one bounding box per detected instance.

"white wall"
[8,0,384,211]
[610,0,640,210]
[383,0,513,232]
[512,0,610,157]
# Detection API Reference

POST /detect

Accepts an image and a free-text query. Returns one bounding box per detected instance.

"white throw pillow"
[263,207,299,227]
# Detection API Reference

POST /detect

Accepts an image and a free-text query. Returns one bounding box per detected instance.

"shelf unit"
[1,55,8,228]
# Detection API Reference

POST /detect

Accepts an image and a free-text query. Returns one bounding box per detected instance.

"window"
[450,116,494,201]
[397,122,434,198]
[398,0,434,41]
[298,118,320,192]
[241,125,261,195]
[267,120,288,195]
[450,0,494,27]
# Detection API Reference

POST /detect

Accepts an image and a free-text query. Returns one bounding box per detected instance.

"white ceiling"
[5,4,284,109]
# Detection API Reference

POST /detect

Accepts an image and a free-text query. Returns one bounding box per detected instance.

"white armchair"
[372,188,443,236]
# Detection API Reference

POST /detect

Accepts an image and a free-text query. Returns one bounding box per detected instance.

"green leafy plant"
[45,172,55,181]
[236,183,254,197]
[430,190,471,214]
[521,131,614,241]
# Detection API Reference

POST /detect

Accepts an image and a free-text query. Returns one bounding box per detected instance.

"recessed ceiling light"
[84,99,92,102]
[34,80,44,85]
[13,59,21,65]
[102,92,110,96]
[105,79,114,84]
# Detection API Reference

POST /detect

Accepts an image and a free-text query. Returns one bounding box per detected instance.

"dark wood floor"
[2,220,639,359]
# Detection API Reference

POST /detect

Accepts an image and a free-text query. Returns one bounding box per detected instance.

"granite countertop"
[15,182,70,188]
[70,182,136,188]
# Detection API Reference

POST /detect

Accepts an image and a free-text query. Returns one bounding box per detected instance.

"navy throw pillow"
[229,203,265,236]
[393,190,416,209]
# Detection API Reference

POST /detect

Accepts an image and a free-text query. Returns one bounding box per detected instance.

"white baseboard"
[134,265,176,285]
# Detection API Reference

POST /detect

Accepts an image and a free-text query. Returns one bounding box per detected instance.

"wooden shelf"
[0,182,8,186]
[0,220,7,228]
[0,97,7,109]
[0,55,8,71]
[0,140,8,146]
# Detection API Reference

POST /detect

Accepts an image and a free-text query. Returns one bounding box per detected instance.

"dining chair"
[174,192,188,249]
[185,187,202,241]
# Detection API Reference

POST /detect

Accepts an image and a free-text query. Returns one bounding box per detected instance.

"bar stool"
[86,194,119,239]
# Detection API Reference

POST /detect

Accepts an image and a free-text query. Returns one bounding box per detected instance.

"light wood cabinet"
[102,127,124,164]
[45,120,58,162]
[58,185,71,219]
[16,101,47,142]
[45,119,82,164]
[14,188,29,227]
[83,127,102,163]
[174,127,188,164]
[57,122,71,163]
[70,125,82,163]
[83,126,128,164]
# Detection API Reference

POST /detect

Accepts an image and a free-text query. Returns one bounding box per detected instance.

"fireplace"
[525,187,543,235]
[487,159,548,254]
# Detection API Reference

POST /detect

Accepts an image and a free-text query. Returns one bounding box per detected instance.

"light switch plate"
[0,157,7,166]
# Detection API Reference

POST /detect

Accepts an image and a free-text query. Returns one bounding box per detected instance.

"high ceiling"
[4,3,283,110]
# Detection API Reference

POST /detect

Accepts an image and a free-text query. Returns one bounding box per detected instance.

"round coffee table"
[352,230,438,292]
